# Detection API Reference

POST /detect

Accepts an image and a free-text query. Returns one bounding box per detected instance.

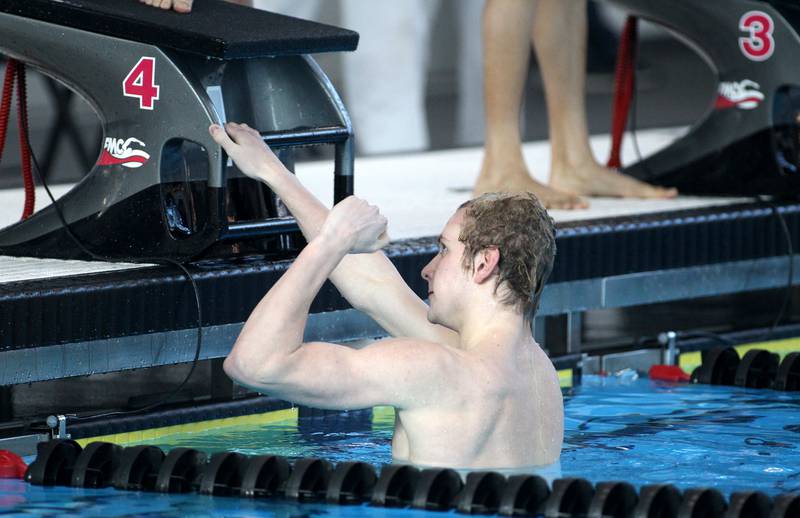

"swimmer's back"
[394,340,563,468]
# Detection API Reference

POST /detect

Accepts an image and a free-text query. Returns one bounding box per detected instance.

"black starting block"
[0,0,357,260]
[613,0,800,196]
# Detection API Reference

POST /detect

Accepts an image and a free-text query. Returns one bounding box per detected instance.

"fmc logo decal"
[97,137,151,168]
[715,80,764,110]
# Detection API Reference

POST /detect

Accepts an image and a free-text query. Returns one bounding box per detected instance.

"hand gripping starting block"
[612,0,800,196]
[0,0,357,260]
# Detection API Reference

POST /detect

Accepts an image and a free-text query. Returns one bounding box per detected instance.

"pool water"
[0,481,452,518]
[560,375,799,495]
[1,375,798,516]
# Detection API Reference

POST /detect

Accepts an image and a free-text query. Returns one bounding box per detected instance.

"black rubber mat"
[0,0,358,58]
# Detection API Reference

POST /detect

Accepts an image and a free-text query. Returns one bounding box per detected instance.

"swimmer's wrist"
[257,160,291,183]
[254,163,275,182]
[314,229,351,257]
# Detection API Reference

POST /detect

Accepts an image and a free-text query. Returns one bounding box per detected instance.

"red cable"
[0,59,16,165]
[16,62,35,219]
[606,16,638,169]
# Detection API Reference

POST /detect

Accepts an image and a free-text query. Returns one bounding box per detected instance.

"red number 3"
[739,11,775,62]
[123,57,161,110]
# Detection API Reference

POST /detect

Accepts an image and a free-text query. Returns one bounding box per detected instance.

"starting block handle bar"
[260,126,350,147]
[222,127,354,241]
[259,126,354,202]
[334,138,354,203]
[225,217,298,239]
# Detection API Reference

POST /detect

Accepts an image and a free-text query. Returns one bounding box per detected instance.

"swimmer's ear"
[473,247,499,284]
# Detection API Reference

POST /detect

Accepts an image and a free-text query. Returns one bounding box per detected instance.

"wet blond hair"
[458,192,556,319]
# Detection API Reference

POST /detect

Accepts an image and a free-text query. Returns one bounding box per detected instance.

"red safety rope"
[0,60,15,165]
[16,63,34,219]
[0,58,35,220]
[606,16,639,169]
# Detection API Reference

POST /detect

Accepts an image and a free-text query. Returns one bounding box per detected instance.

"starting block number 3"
[123,57,161,110]
[739,11,775,62]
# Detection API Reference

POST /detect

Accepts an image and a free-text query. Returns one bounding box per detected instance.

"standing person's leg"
[475,0,585,209]
[535,0,675,198]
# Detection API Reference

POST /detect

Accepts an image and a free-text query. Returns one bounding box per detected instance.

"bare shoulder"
[533,343,559,377]
[351,337,466,406]
[531,343,564,410]
[356,337,464,377]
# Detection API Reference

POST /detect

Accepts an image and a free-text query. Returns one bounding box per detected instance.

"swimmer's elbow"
[223,353,249,384]
[223,344,289,387]
[223,353,271,389]
[224,346,263,384]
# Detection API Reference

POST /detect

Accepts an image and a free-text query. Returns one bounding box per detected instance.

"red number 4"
[123,57,160,110]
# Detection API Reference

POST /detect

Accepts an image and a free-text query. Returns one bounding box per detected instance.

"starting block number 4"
[123,57,161,110]
[739,11,775,62]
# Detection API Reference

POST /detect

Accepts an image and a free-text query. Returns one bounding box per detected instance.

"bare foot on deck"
[475,155,587,210]
[139,0,193,13]
[550,161,678,199]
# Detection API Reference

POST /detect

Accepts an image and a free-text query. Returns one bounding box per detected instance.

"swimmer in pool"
[209,122,563,469]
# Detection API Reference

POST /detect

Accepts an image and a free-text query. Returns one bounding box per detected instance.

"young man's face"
[421,209,470,328]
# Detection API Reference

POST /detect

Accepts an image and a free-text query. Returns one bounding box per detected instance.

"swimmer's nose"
[421,259,433,283]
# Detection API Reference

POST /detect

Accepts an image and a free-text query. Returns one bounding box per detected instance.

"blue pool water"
[1,375,798,516]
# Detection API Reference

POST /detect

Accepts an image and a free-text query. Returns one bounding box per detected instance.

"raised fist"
[321,197,390,254]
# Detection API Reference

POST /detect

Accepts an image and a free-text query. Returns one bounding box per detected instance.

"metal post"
[46,414,71,439]
[566,311,583,354]
[659,330,679,365]
[334,137,354,203]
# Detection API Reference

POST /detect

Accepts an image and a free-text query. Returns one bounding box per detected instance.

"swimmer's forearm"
[211,122,429,338]
[225,234,347,382]
[249,148,453,344]
[254,162,403,311]
[257,164,329,239]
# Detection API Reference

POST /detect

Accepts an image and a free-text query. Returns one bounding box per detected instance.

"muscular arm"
[210,123,458,346]
[229,337,457,410]
[224,198,457,409]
